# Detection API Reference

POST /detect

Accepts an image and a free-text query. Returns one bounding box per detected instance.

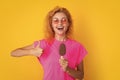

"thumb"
[36,42,40,48]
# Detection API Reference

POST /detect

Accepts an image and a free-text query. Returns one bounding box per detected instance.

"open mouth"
[57,27,64,30]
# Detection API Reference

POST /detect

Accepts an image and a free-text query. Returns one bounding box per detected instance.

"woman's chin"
[56,32,65,36]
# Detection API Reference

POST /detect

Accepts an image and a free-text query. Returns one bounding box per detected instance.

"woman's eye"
[52,18,67,24]
[62,18,67,24]
[53,19,59,24]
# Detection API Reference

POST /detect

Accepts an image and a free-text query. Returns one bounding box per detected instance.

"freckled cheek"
[52,23,57,28]
[52,26,56,30]
[64,23,69,28]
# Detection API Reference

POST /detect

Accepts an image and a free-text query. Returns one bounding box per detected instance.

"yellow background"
[0,0,120,80]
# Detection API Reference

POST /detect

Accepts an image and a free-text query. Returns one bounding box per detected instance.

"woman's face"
[51,12,69,36]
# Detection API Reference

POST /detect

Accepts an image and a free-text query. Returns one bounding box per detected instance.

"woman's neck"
[55,34,67,41]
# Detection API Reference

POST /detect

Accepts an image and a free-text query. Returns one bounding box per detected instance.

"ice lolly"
[59,43,66,58]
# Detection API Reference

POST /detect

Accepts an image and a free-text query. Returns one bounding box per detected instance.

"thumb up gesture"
[31,43,43,57]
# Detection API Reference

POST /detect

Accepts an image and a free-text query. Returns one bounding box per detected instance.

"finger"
[59,59,64,65]
[59,58,67,65]
[59,60,65,67]
[59,59,63,65]
[36,44,39,48]
[60,56,64,59]
[62,61,68,65]
[36,42,40,48]
[40,49,43,52]
[62,61,68,66]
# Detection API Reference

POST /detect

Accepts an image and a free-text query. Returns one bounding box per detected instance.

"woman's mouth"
[57,27,64,30]
[57,28,63,30]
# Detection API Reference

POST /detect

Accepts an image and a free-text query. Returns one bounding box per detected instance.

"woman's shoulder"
[68,38,87,54]
[36,38,55,46]
[68,39,87,49]
[34,39,46,44]
[34,39,51,49]
[68,38,82,46]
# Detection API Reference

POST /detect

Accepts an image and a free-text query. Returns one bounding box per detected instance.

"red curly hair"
[44,6,73,41]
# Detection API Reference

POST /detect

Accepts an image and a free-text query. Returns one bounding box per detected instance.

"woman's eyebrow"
[52,17,67,19]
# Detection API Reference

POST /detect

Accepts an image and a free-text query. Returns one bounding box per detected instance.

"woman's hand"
[30,44,43,57]
[59,57,68,71]
[11,43,43,57]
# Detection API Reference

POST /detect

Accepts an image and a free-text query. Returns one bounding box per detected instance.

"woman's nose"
[58,21,62,25]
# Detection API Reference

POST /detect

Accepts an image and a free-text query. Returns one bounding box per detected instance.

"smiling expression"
[52,12,69,36]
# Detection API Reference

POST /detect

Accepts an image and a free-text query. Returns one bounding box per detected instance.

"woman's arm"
[66,61,84,80]
[59,59,84,80]
[11,44,43,57]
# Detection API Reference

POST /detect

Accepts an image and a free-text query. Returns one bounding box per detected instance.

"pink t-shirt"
[34,38,87,80]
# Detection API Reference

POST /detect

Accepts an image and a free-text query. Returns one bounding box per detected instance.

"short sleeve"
[34,39,47,49]
[33,39,48,60]
[76,44,88,66]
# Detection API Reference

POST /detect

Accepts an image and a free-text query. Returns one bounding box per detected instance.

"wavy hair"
[44,6,73,41]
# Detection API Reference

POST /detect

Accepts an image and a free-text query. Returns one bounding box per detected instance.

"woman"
[11,6,87,80]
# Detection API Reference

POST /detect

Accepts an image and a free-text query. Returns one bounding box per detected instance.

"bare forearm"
[11,48,32,57]
[66,66,84,80]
